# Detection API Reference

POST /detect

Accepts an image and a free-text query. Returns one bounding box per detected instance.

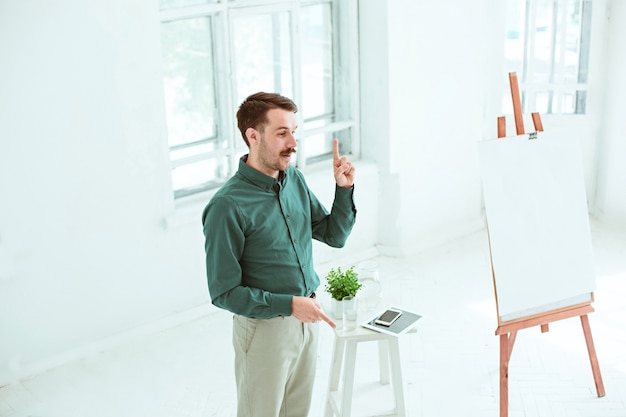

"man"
[201,92,356,417]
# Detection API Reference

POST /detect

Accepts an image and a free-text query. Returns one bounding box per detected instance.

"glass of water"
[342,296,358,331]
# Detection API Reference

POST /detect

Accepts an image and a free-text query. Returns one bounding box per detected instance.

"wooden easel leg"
[500,334,510,417]
[580,314,606,397]
[500,330,517,417]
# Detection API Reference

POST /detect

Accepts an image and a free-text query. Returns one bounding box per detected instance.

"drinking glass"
[342,296,358,331]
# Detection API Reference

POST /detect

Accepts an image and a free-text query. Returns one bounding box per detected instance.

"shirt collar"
[237,154,288,192]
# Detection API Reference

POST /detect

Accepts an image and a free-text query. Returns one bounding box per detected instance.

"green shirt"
[201,156,357,319]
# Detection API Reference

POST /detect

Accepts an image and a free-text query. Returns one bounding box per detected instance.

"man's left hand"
[292,296,336,328]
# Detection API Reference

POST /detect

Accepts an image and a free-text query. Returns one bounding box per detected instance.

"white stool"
[324,324,415,417]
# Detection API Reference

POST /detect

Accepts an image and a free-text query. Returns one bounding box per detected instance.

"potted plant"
[324,266,363,319]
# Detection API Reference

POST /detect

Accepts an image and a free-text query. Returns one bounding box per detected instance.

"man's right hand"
[332,138,355,188]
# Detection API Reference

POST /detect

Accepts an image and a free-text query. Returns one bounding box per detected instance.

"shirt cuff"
[335,184,355,200]
[271,293,294,317]
[335,184,356,214]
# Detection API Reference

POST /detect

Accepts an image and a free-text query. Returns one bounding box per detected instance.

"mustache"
[282,148,297,155]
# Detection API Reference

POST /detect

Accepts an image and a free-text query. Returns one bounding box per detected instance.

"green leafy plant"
[324,266,363,301]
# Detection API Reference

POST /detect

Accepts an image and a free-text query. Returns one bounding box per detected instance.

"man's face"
[253,108,298,176]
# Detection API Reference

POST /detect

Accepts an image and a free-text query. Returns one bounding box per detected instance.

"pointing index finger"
[320,310,336,329]
[332,138,340,165]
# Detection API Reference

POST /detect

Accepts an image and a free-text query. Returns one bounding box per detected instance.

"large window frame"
[159,0,360,199]
[504,0,593,115]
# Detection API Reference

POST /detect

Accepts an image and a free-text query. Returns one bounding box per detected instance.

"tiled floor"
[1,221,625,417]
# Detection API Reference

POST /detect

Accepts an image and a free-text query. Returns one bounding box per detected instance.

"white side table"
[324,322,416,417]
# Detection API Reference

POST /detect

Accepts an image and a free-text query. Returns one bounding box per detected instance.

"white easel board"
[478,130,595,323]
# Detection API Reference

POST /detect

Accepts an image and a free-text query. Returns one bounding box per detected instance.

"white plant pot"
[330,298,343,320]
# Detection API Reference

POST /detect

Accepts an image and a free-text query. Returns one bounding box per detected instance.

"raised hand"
[332,138,355,188]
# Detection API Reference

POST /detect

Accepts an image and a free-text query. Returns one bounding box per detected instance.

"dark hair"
[236,92,298,146]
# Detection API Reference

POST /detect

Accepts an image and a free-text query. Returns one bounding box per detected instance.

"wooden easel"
[492,72,605,417]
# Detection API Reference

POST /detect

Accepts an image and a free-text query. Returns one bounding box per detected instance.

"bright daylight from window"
[159,1,356,199]
[503,0,591,115]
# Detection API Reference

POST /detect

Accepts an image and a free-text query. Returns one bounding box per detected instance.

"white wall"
[594,0,626,229]
[360,0,505,255]
[0,0,211,384]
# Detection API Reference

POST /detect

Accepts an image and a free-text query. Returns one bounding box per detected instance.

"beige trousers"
[232,315,319,417]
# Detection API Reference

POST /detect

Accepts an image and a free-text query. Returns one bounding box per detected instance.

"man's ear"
[246,127,259,145]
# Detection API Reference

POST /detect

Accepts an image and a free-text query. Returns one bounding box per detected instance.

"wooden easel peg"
[497,116,506,138]
[531,112,544,132]
[509,72,525,135]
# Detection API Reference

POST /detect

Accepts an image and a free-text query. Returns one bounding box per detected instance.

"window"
[504,0,592,115]
[159,1,359,199]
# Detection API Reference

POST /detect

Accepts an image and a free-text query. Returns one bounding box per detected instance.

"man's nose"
[288,133,297,148]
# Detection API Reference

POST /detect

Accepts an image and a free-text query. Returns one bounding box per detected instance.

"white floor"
[1,221,625,417]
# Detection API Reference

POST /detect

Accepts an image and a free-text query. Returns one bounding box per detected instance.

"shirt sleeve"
[201,196,293,318]
[310,184,357,247]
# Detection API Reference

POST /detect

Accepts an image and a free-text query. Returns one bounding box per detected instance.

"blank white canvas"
[478,130,595,322]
